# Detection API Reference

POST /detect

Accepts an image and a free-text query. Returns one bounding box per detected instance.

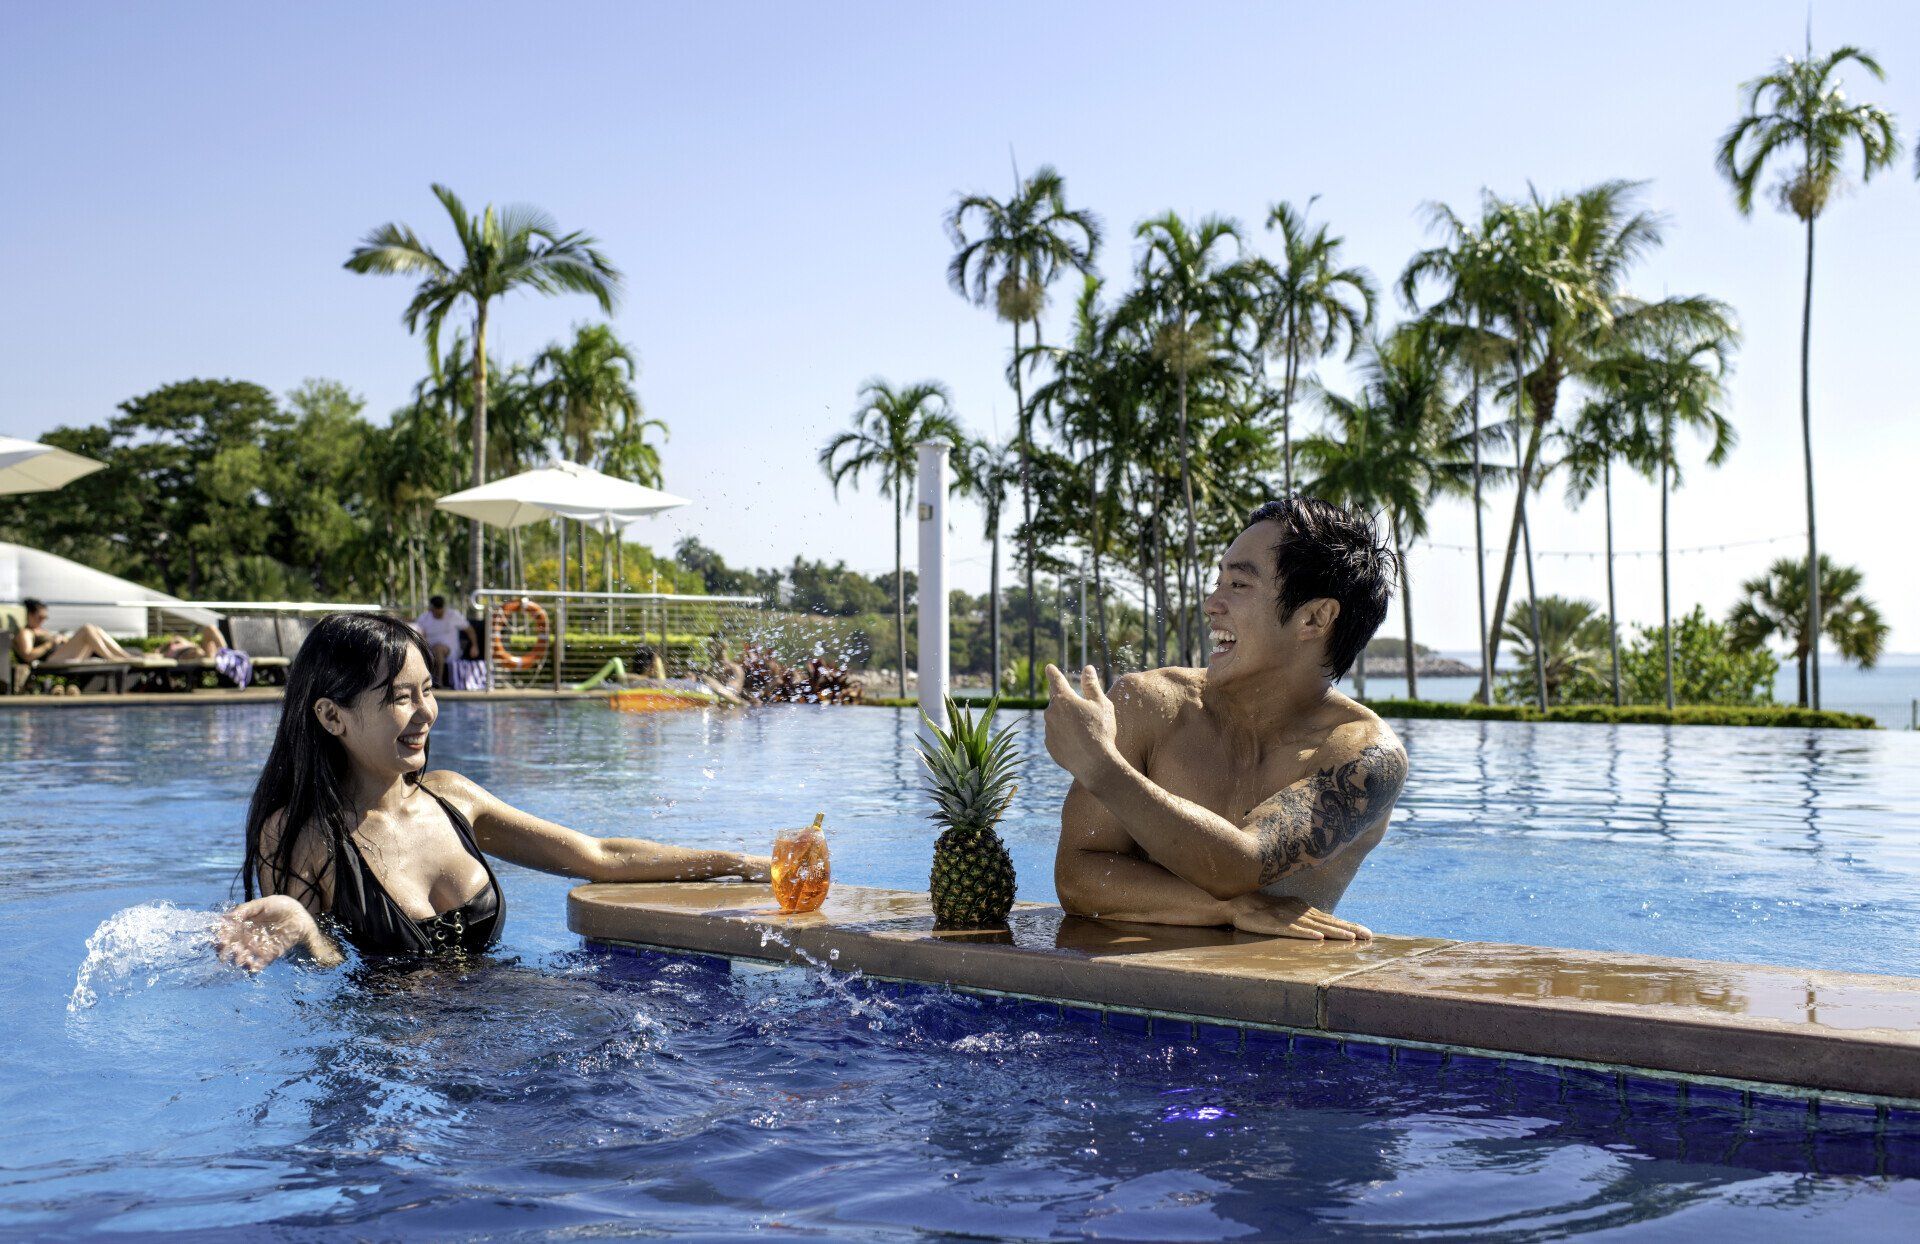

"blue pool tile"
[1810,1129,1883,1178]
[1811,1099,1882,1125]
[1196,1023,1242,1049]
[1555,1066,1623,1103]
[1342,1040,1394,1065]
[1291,1033,1345,1063]
[1061,1005,1103,1025]
[1623,1075,1685,1104]
[1151,1017,1195,1042]
[1505,1064,1562,1113]
[1447,1052,1508,1081]
[1244,1029,1291,1054]
[1395,1046,1445,1068]
[1682,1083,1748,1117]
[1014,999,1061,1025]
[1105,1010,1150,1035]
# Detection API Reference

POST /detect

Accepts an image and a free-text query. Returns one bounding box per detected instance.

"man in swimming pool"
[1045,497,1407,941]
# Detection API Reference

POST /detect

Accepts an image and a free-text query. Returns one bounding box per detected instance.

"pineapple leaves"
[915,697,1021,832]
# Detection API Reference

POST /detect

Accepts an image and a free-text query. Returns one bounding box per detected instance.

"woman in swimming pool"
[213,612,770,970]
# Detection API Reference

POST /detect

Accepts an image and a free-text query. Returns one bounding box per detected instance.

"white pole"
[1078,554,1089,670]
[917,440,951,730]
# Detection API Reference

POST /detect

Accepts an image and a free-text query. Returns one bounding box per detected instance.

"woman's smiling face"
[316,645,438,780]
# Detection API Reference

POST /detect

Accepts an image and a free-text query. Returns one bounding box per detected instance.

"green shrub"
[1365,698,1874,729]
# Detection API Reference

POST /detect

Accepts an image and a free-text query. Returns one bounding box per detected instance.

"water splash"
[68,902,225,1012]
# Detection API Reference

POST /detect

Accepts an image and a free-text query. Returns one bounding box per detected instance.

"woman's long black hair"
[242,612,436,906]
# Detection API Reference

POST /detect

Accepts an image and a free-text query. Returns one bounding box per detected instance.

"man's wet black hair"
[1244,497,1396,680]
[428,594,446,609]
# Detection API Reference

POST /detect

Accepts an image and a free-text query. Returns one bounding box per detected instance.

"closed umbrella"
[0,437,106,496]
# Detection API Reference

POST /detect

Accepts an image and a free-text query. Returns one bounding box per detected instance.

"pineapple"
[918,697,1020,930]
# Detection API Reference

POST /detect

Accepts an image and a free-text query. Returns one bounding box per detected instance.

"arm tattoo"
[1252,744,1407,886]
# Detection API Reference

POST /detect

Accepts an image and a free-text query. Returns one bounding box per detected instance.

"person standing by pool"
[1045,497,1406,941]
[213,612,770,970]
[409,594,476,686]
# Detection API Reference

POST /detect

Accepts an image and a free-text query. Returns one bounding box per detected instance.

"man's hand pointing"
[1043,664,1121,784]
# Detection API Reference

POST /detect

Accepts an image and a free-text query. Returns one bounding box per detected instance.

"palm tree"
[1400,199,1514,705]
[955,435,1019,695]
[1412,184,1726,706]
[1295,384,1421,702]
[1729,556,1889,707]
[1300,325,1473,699]
[346,185,622,595]
[1125,212,1255,663]
[531,323,657,591]
[1589,317,1739,708]
[1560,392,1657,705]
[818,380,964,696]
[947,166,1102,694]
[532,324,643,467]
[1716,43,1898,710]
[1258,201,1377,492]
[1499,596,1610,706]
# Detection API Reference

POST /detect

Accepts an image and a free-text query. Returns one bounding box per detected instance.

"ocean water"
[3,703,1915,1238]
[1366,651,1920,728]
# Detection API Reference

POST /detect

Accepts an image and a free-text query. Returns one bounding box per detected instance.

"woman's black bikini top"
[330,787,505,958]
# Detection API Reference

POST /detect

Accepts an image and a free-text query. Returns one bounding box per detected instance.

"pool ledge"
[567,882,1920,1101]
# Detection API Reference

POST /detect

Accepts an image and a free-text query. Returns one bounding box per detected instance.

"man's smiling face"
[1202,522,1287,686]
[1202,519,1337,689]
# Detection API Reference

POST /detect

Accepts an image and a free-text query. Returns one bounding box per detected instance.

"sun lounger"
[1,632,132,695]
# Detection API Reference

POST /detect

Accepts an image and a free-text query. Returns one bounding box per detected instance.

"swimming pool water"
[4,703,1917,1238]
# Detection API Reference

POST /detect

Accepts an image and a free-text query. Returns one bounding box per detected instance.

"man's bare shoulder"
[1105,668,1203,741]
[1308,692,1404,768]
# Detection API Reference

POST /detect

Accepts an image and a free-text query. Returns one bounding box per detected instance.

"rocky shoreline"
[1360,655,1480,678]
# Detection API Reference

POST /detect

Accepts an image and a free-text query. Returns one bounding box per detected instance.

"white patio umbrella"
[436,460,689,592]
[0,437,106,496]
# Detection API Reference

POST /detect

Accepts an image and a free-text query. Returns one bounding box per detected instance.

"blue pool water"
[4,702,1917,1238]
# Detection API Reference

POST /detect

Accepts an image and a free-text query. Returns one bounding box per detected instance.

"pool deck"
[0,687,606,709]
[569,881,1920,1103]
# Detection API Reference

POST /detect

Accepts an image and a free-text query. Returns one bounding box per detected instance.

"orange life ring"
[490,599,551,670]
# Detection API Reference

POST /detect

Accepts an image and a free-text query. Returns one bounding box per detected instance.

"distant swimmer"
[1045,497,1406,941]
[213,612,768,970]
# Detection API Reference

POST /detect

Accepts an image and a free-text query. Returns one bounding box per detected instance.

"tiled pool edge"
[599,938,1919,1125]
[568,882,1920,1109]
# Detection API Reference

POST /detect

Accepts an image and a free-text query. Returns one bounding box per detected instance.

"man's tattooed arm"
[1250,744,1408,886]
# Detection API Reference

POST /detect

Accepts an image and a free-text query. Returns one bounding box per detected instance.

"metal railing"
[470,589,763,691]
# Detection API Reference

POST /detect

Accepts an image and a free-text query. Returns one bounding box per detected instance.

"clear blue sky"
[3,2,1915,652]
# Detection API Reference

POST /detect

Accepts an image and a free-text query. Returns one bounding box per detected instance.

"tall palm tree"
[1560,392,1657,705]
[1716,43,1899,710]
[1258,200,1377,492]
[531,323,656,590]
[1589,318,1739,708]
[947,165,1102,694]
[346,184,622,595]
[818,380,964,696]
[1125,212,1254,663]
[955,435,1019,695]
[532,324,643,467]
[1729,556,1889,707]
[1300,325,1472,699]
[1295,383,1421,702]
[1400,200,1513,704]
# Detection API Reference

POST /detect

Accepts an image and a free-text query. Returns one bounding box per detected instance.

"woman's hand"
[1226,892,1372,941]
[214,895,344,971]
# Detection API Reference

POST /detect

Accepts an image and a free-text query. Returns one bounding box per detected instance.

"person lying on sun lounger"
[1045,498,1407,943]
[12,598,138,664]
[152,624,228,660]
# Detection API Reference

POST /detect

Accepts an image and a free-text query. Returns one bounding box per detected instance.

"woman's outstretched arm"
[424,771,771,883]
[213,809,346,971]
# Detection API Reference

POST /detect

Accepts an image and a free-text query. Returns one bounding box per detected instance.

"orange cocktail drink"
[770,814,831,913]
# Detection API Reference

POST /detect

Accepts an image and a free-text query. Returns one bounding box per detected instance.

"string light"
[1421,533,1803,560]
